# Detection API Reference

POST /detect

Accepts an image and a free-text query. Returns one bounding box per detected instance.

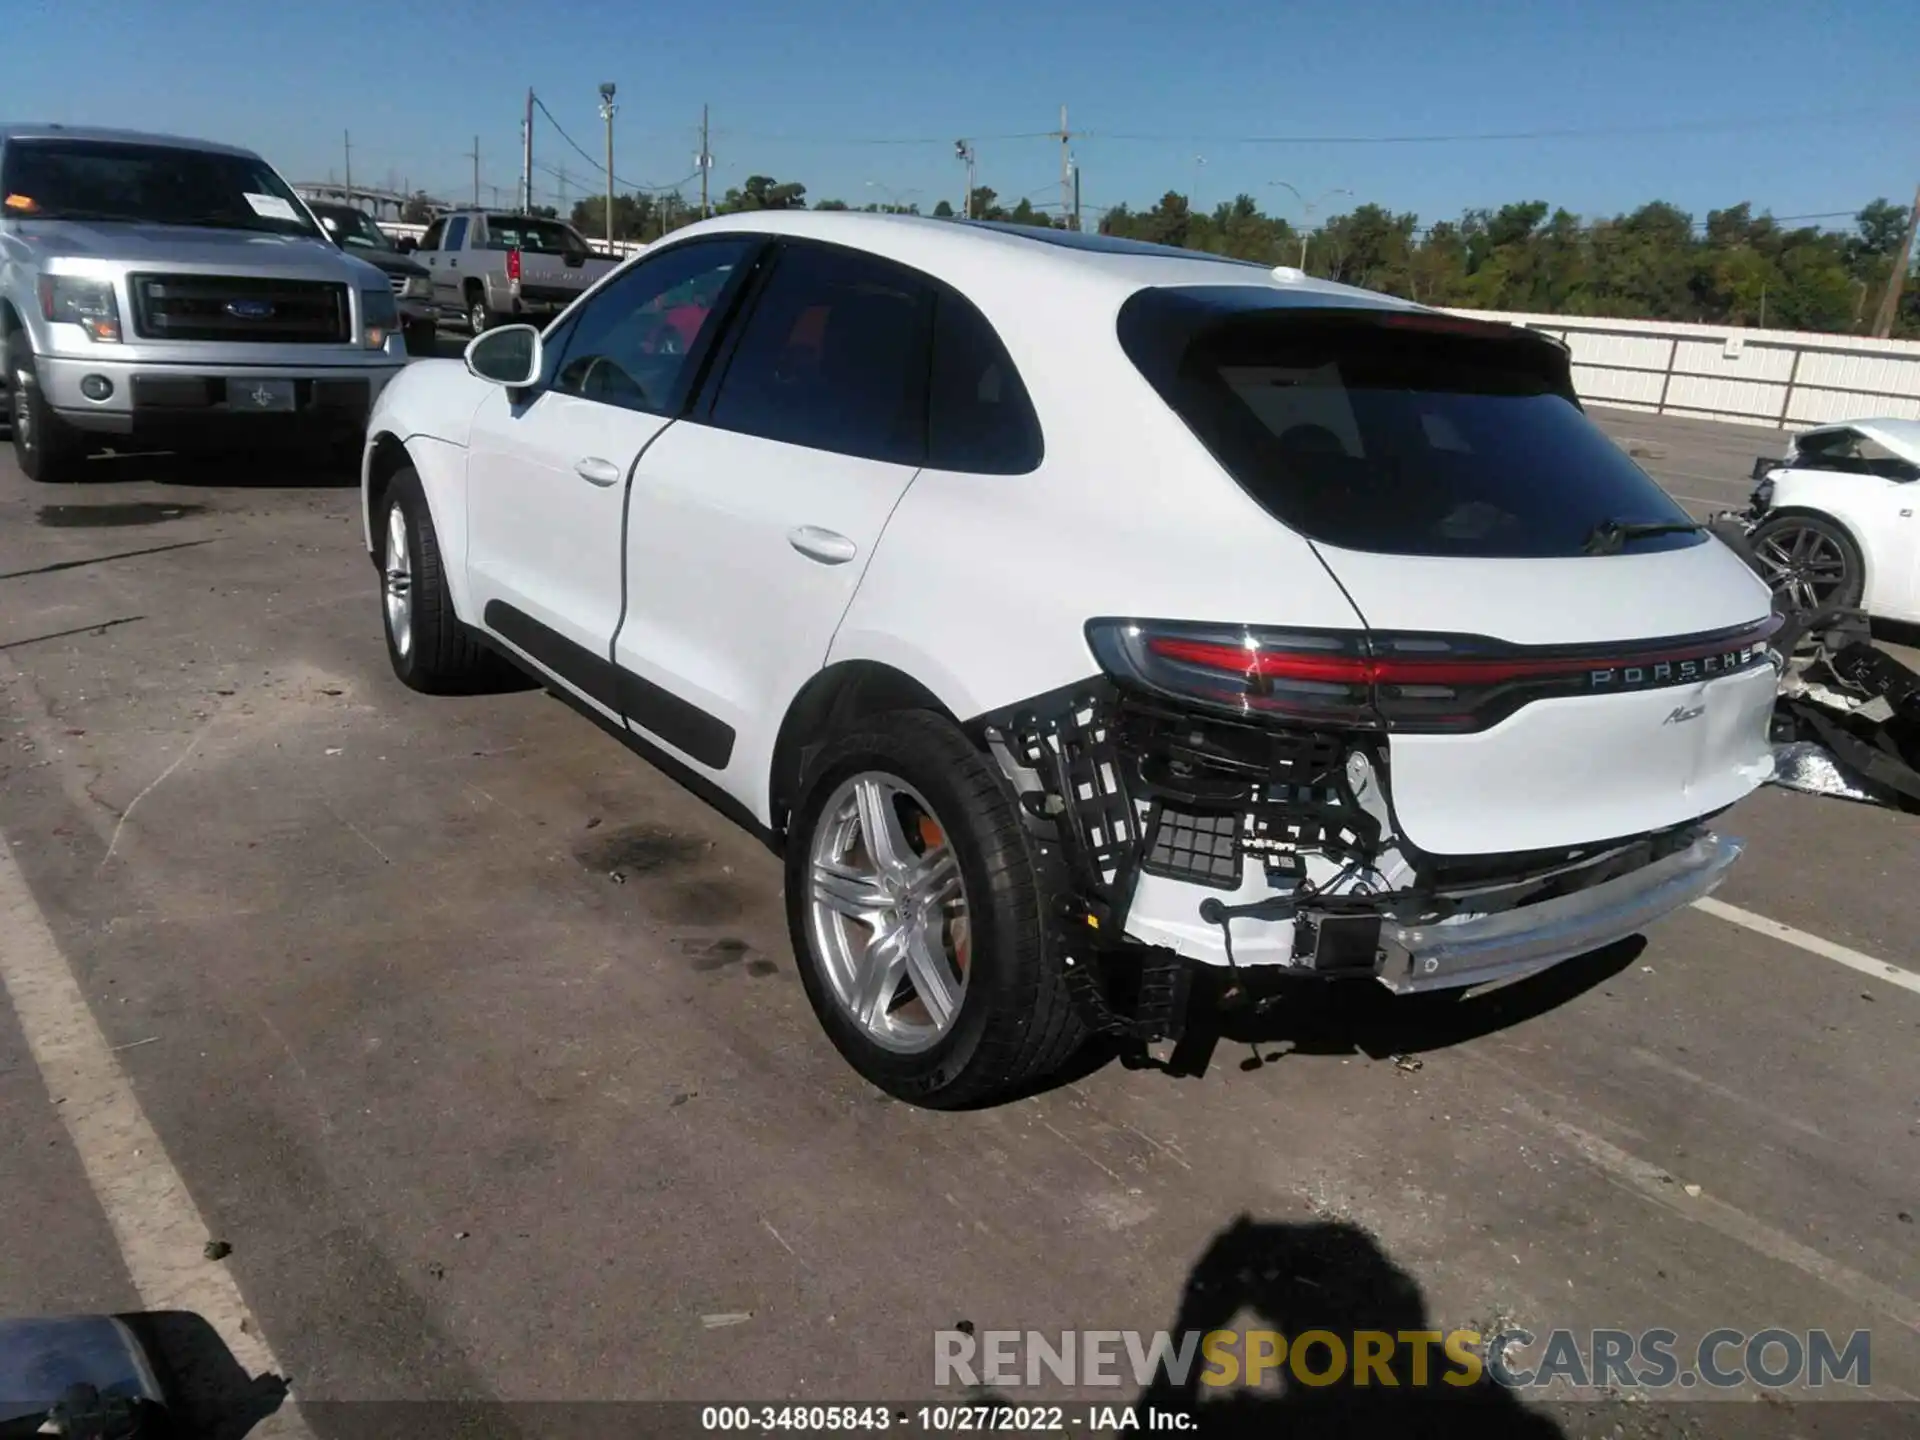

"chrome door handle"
[574,456,622,487]
[787,526,858,565]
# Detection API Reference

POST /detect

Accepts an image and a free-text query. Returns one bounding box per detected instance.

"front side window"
[0,138,321,238]
[551,237,756,413]
[707,242,933,464]
[417,219,446,252]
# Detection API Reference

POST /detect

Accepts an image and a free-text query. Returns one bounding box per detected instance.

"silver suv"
[1,124,408,483]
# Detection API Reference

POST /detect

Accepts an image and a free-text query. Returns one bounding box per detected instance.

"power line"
[712,129,1056,146]
[1082,107,1920,147]
[533,95,703,194]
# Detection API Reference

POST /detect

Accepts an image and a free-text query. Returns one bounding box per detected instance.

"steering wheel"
[577,355,648,406]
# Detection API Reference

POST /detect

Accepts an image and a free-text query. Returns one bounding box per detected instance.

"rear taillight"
[507,248,522,282]
[1086,616,1782,735]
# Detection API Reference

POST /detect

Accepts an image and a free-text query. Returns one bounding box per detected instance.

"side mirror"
[465,325,543,387]
[395,236,418,254]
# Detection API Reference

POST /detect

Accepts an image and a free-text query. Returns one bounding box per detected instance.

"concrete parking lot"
[1,400,1917,1438]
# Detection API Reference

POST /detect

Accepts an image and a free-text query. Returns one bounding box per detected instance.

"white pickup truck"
[405,210,619,334]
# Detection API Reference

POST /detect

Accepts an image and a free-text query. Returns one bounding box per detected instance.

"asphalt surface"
[0,397,1917,1439]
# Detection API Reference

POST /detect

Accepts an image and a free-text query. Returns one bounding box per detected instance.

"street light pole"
[598,82,618,250]
[1268,182,1352,269]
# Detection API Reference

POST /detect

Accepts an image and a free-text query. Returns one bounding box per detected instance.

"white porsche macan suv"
[360,212,1780,1107]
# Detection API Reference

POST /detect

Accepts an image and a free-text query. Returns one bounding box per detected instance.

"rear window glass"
[485,216,587,253]
[1120,295,1699,559]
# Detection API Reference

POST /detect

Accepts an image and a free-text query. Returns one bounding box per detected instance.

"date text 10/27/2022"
[700,1405,1194,1432]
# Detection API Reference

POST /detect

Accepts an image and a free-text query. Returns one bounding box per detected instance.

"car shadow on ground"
[1112,936,1645,1087]
[72,450,364,491]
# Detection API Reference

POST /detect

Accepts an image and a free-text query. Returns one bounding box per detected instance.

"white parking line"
[0,840,311,1437]
[1694,896,1920,997]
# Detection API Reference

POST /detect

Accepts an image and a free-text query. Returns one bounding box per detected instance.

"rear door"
[1133,306,1778,855]
[612,240,934,802]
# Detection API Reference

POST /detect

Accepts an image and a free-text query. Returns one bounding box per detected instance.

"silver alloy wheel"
[12,369,32,451]
[383,503,413,659]
[807,771,970,1054]
[469,299,488,334]
[1754,522,1850,612]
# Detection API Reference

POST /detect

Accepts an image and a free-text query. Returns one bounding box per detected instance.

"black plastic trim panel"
[481,600,736,769]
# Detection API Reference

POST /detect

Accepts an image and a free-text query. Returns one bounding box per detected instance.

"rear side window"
[445,216,469,250]
[927,292,1042,474]
[707,242,932,465]
[1121,294,1698,558]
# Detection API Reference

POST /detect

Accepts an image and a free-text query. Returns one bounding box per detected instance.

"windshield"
[484,215,588,254]
[312,205,395,251]
[1121,291,1698,559]
[0,138,321,238]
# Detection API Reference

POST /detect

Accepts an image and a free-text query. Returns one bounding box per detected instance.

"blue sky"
[9,0,1916,229]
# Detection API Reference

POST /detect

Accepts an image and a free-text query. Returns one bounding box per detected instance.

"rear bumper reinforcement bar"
[1374,832,1743,994]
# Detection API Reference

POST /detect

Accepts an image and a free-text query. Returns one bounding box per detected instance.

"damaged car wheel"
[784,711,1087,1109]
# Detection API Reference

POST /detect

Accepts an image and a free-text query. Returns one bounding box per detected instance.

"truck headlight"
[38,275,121,342]
[360,287,400,347]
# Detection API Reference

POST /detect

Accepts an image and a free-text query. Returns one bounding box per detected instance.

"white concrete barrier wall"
[1445,307,1920,429]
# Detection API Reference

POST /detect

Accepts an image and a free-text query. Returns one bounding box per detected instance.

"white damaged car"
[359,212,1780,1106]
[1742,419,1920,623]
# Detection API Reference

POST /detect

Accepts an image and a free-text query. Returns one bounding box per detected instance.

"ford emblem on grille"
[225,299,275,320]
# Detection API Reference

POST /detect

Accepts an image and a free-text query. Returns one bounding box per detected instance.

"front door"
[464,235,762,719]
[614,240,935,801]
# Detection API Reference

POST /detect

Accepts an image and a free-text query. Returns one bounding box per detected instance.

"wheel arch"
[362,432,475,623]
[767,660,959,841]
[364,431,414,561]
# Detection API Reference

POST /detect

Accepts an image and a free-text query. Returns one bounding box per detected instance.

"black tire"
[465,286,497,335]
[379,466,493,693]
[1750,511,1865,615]
[784,710,1088,1109]
[6,332,90,483]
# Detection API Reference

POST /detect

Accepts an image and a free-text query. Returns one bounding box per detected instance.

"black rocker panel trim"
[482,600,736,770]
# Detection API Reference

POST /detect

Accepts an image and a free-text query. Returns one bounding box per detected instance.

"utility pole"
[468,136,480,207]
[1072,160,1081,233]
[1871,181,1920,339]
[557,163,568,214]
[522,88,535,214]
[598,83,618,249]
[343,130,353,200]
[699,104,712,218]
[1058,105,1072,230]
[954,140,976,220]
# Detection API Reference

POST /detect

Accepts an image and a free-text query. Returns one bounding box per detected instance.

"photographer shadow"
[1136,1215,1565,1439]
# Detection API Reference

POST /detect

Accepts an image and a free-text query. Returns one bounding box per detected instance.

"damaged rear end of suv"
[956,284,1781,1057]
